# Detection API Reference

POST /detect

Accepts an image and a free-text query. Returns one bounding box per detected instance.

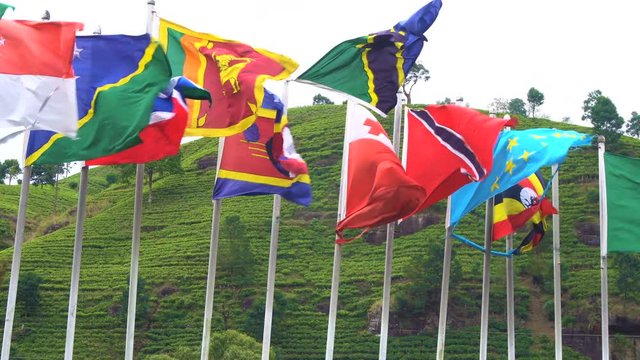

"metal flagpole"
[260,81,290,360]
[436,198,453,360]
[124,3,155,359]
[0,166,31,360]
[63,165,89,360]
[378,93,404,360]
[597,136,609,359]
[505,234,515,360]
[551,164,562,359]
[200,138,225,360]
[479,198,494,360]
[325,102,351,360]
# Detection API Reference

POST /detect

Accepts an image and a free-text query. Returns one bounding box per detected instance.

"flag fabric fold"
[0,20,83,137]
[213,89,311,206]
[25,34,171,165]
[493,171,557,254]
[403,105,516,215]
[450,129,592,227]
[159,18,298,137]
[0,3,14,18]
[297,0,442,115]
[336,102,426,241]
[604,152,640,253]
[86,77,210,166]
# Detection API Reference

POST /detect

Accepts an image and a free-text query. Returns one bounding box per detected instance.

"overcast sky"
[1,0,639,163]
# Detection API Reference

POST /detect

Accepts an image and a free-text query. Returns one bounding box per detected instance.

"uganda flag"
[159,19,298,137]
[297,0,442,115]
[493,171,557,254]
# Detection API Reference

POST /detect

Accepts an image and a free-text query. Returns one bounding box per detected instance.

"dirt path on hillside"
[522,276,554,338]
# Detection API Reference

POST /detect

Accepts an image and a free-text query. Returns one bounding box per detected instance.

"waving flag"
[604,152,640,253]
[493,171,557,254]
[0,20,82,137]
[159,18,298,137]
[450,129,592,226]
[213,90,311,206]
[297,0,442,115]
[87,77,210,166]
[403,106,516,215]
[336,102,426,241]
[0,3,14,18]
[25,34,171,165]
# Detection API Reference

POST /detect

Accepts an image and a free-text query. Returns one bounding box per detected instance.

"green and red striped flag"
[605,152,640,252]
[0,3,14,18]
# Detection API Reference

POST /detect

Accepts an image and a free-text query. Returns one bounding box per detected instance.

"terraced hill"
[0,104,639,359]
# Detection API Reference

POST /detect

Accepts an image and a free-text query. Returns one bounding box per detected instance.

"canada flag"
[336,103,426,242]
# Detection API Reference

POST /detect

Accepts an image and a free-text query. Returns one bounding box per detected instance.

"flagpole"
[325,102,351,360]
[377,92,404,360]
[124,3,155,359]
[505,234,515,360]
[0,165,31,360]
[436,197,453,360]
[597,136,609,359]
[200,138,225,360]
[260,81,290,360]
[479,197,494,360]
[551,164,563,359]
[63,164,89,360]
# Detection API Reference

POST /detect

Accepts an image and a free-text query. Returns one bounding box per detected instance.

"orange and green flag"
[159,18,298,137]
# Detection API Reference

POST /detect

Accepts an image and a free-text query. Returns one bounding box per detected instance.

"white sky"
[1,0,639,163]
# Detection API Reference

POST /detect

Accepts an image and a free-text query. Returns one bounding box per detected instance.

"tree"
[116,153,183,203]
[583,93,624,144]
[489,97,509,114]
[527,87,544,117]
[17,272,44,317]
[3,159,22,185]
[221,214,255,284]
[31,164,64,187]
[436,97,453,105]
[119,275,150,327]
[312,93,334,105]
[614,254,640,309]
[626,111,640,138]
[401,62,430,104]
[507,98,527,117]
[0,162,6,185]
[211,330,274,360]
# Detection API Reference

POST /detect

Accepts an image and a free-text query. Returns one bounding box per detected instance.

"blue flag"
[450,128,592,226]
[394,0,443,75]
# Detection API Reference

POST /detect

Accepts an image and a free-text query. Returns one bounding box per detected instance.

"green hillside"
[1,104,639,359]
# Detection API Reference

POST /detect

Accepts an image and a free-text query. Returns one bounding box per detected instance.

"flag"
[213,89,311,206]
[336,102,426,241]
[403,106,516,215]
[0,20,82,137]
[86,77,210,166]
[493,171,557,254]
[159,18,298,137]
[0,3,14,18]
[297,0,442,115]
[604,152,640,253]
[25,34,171,165]
[450,129,592,226]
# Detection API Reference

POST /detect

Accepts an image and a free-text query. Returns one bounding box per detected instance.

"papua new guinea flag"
[297,0,442,115]
[159,18,298,137]
[213,89,311,206]
[25,34,171,165]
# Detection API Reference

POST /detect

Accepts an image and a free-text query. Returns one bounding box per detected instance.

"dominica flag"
[159,18,298,137]
[297,0,442,115]
[25,34,171,165]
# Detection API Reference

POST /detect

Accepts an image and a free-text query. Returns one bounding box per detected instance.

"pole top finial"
[598,135,606,144]
[41,10,50,21]
[147,0,156,5]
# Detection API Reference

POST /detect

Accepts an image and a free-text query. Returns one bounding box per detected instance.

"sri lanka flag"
[25,34,171,165]
[493,171,557,254]
[213,90,311,206]
[0,20,82,138]
[297,0,442,115]
[159,18,298,137]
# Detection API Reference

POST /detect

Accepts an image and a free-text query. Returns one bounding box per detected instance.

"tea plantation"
[1,104,639,359]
